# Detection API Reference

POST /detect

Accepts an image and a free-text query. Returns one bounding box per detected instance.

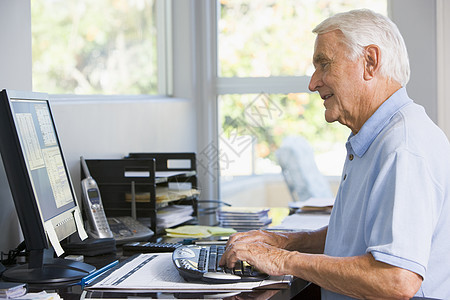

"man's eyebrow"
[313,53,329,64]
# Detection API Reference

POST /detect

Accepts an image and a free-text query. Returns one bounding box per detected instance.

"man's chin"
[324,112,338,124]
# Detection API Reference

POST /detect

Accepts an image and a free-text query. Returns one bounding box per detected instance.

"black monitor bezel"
[0,89,79,251]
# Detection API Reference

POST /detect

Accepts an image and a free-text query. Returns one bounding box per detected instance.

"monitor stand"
[2,248,96,288]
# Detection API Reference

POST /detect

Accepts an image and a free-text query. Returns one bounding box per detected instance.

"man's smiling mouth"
[322,94,334,100]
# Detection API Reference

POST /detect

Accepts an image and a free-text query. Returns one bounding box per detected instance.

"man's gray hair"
[313,9,410,87]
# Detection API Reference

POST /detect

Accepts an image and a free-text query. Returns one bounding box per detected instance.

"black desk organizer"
[82,153,199,235]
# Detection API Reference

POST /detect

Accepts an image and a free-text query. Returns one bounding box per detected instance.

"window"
[219,93,348,177]
[217,0,388,206]
[218,0,387,78]
[31,0,160,95]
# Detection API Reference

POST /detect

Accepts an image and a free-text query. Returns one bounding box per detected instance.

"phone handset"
[80,156,113,239]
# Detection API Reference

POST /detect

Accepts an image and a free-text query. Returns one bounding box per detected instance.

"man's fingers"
[220,241,248,268]
[219,241,290,276]
[226,230,261,245]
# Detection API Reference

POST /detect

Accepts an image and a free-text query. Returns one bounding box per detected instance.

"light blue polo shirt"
[322,88,450,299]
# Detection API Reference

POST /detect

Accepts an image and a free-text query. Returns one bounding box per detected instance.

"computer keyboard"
[172,245,269,283]
[122,241,182,255]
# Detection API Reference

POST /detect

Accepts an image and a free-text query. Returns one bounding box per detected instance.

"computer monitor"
[0,89,95,286]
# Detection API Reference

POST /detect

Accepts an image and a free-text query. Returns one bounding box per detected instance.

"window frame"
[437,0,450,138]
[217,76,311,94]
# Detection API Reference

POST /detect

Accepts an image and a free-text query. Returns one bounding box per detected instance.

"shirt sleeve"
[364,148,439,279]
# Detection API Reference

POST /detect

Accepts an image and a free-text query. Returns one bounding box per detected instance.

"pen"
[81,259,119,287]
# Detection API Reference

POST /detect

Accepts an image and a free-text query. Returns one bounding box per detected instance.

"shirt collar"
[348,87,412,157]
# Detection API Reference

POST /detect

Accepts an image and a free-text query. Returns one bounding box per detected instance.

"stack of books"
[217,207,272,232]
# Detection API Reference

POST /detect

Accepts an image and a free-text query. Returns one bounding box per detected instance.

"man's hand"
[219,230,291,275]
[226,230,289,249]
[219,239,291,276]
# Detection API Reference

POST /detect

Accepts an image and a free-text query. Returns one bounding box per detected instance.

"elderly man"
[219,9,450,299]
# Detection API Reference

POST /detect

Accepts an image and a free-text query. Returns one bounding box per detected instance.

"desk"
[79,277,311,299]
[11,210,329,299]
[20,244,313,299]
[54,280,312,299]
[47,253,312,299]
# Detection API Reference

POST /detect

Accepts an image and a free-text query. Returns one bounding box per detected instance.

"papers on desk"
[269,198,333,231]
[86,253,292,293]
[288,197,334,213]
[125,187,200,204]
[0,282,27,298]
[14,291,61,300]
[0,283,60,300]
[270,213,330,231]
[157,205,194,228]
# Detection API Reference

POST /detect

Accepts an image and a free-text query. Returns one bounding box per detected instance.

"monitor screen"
[0,90,94,286]
[12,99,76,222]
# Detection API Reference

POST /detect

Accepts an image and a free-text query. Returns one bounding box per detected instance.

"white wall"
[0,1,197,253]
[0,1,32,90]
[0,0,32,253]
[390,0,438,122]
[50,97,197,198]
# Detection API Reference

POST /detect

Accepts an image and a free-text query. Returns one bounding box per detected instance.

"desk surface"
[51,250,311,299]
[16,210,330,299]
[4,243,310,299]
[78,277,310,299]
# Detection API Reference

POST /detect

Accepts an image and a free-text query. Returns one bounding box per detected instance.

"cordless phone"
[80,157,154,244]
[80,156,114,239]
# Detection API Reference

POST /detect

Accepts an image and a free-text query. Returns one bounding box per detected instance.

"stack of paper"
[269,213,330,231]
[157,205,194,228]
[15,291,61,300]
[217,207,272,232]
[288,197,334,213]
[125,187,200,204]
[0,282,27,299]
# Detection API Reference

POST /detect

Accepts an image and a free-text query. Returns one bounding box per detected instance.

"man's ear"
[363,45,381,81]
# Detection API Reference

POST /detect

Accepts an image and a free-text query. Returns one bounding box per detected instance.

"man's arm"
[285,251,422,299]
[284,226,327,254]
[221,240,422,299]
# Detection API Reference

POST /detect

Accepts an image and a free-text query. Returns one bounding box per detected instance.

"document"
[288,197,335,212]
[0,282,27,298]
[86,253,292,292]
[270,213,330,231]
[156,205,194,228]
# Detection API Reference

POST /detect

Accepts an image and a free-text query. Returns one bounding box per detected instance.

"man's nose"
[308,71,322,92]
